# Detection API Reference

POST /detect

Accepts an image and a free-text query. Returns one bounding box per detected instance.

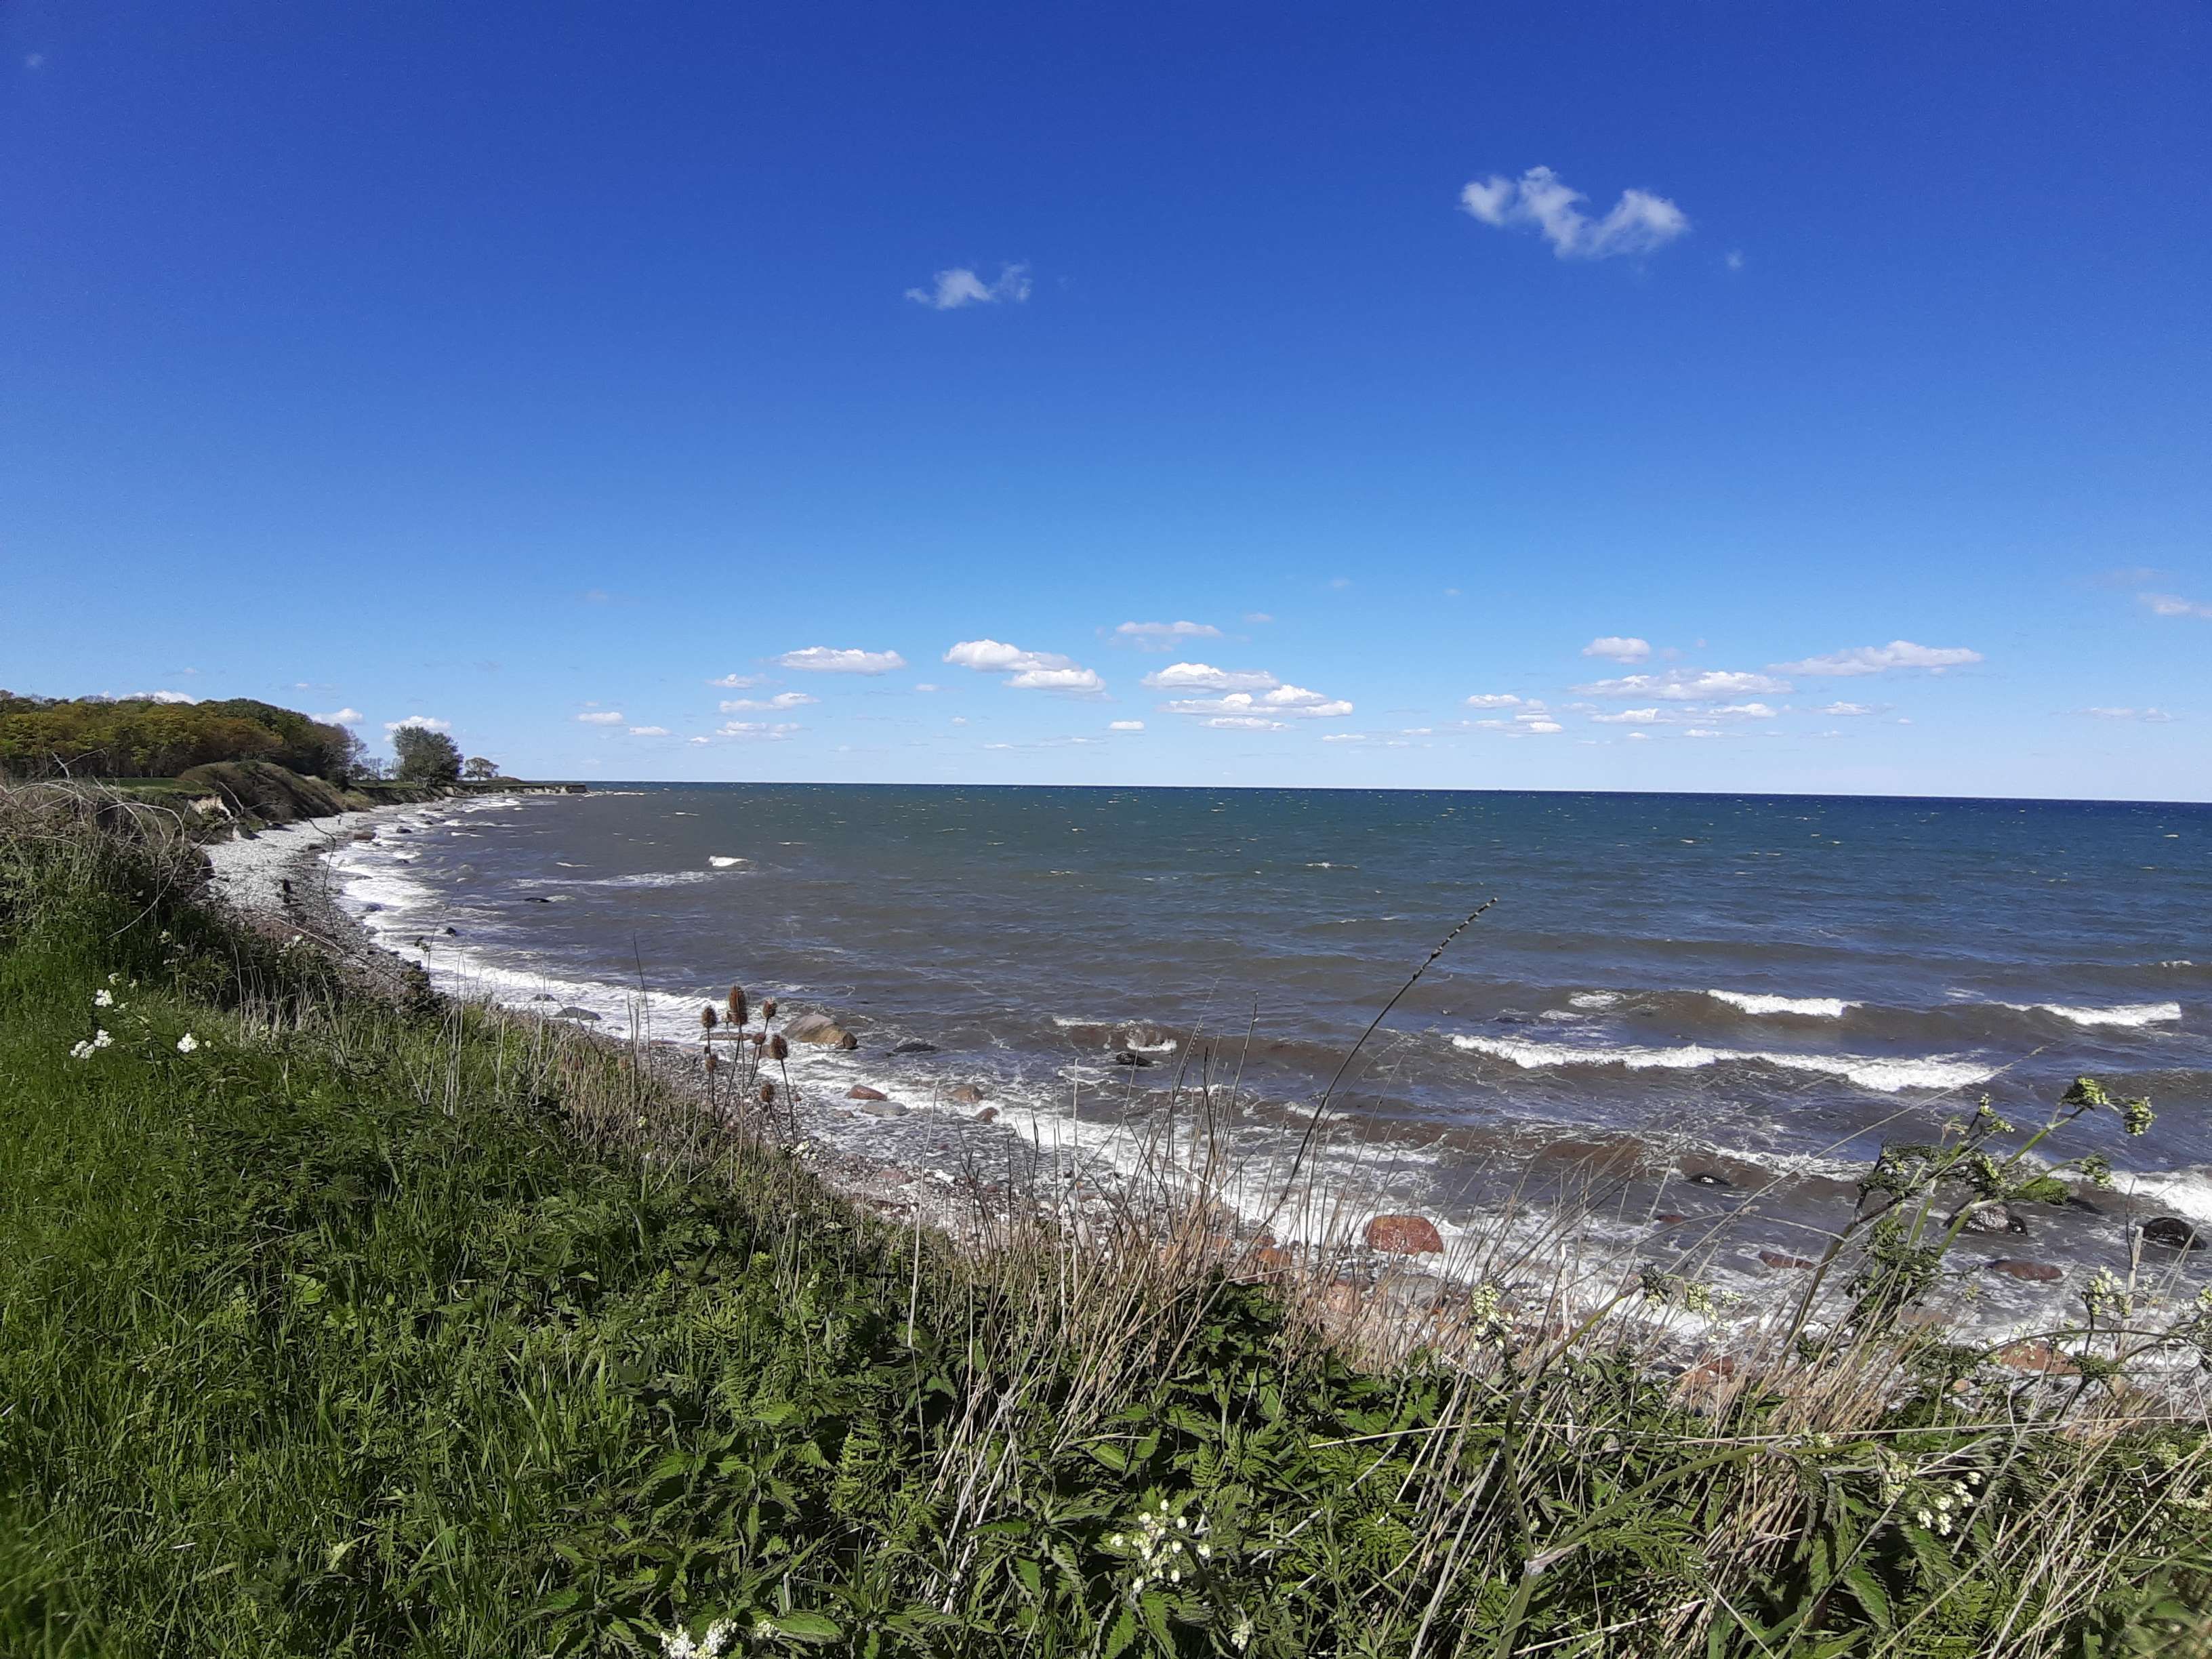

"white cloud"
[628,725,670,737]
[1164,687,1353,720]
[1008,665,1105,693]
[1711,702,1779,719]
[1473,711,1565,736]
[1142,661,1279,693]
[913,682,941,693]
[121,690,198,703]
[2079,706,2176,723]
[1625,730,1650,741]
[1819,701,1879,716]
[1589,708,1661,725]
[1115,620,1221,649]
[905,263,1032,310]
[1581,636,1652,663]
[1464,693,1524,709]
[2142,593,2212,619]
[714,721,801,740]
[776,647,907,674]
[708,673,765,689]
[1575,669,1792,700]
[1771,641,1982,676]
[1108,719,1145,731]
[950,716,969,726]
[1244,611,1274,624]
[1205,716,1286,731]
[1522,719,1563,734]
[1459,166,1689,260]
[385,716,451,733]
[1320,732,1368,743]
[314,708,364,725]
[576,711,624,725]
[720,692,817,712]
[1725,249,1744,271]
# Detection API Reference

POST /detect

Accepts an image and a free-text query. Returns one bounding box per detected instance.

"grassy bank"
[0,785,2207,1657]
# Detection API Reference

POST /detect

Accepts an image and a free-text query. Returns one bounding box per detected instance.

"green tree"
[461,756,499,781]
[391,726,462,783]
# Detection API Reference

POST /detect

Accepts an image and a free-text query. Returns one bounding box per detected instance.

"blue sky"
[4,1,2207,798]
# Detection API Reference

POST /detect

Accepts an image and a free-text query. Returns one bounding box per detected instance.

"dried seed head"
[748,1031,766,1049]
[762,996,777,1020]
[759,1081,777,1104]
[769,1034,789,1061]
[700,1005,718,1029]
[703,1048,720,1074]
[727,986,749,1026]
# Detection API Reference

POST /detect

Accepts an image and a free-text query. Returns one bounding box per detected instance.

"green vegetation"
[0,693,361,782]
[0,785,2206,1656]
[393,725,463,783]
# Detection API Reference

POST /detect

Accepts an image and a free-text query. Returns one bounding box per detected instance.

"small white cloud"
[1771,641,1982,676]
[1108,719,1145,731]
[1589,708,1661,725]
[1711,701,1778,719]
[1625,730,1650,741]
[777,647,907,674]
[1164,687,1352,720]
[1465,693,1523,709]
[1576,669,1792,700]
[1725,249,1744,272]
[1142,661,1278,693]
[1320,732,1368,743]
[1115,620,1221,649]
[708,673,765,689]
[2078,706,2176,723]
[720,692,818,712]
[1819,701,1879,716]
[944,638,1068,673]
[121,690,198,704]
[1008,665,1105,693]
[1582,635,1652,663]
[1244,611,1274,624]
[314,708,365,725]
[385,716,451,733]
[1460,165,1689,260]
[689,735,711,745]
[628,725,670,737]
[1204,716,1286,731]
[905,263,1032,310]
[714,721,802,741]
[577,711,624,725]
[950,716,970,726]
[25,53,45,70]
[1523,719,1563,733]
[913,682,941,693]
[2142,592,2212,619]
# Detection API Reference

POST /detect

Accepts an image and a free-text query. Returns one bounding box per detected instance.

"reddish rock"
[973,1105,998,1123]
[1994,1340,2079,1375]
[949,1083,986,1105]
[846,1085,888,1101]
[1364,1214,1444,1254]
[1986,1258,2062,1282]
[1759,1250,1818,1270]
[1654,1213,1687,1225]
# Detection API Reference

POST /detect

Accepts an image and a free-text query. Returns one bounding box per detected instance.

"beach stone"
[891,1040,938,1055]
[1688,1170,1732,1189]
[1994,1340,2079,1376]
[948,1083,986,1105]
[1111,1050,1154,1067]
[972,1106,998,1123]
[1957,1202,2027,1235]
[556,1006,600,1022]
[853,1099,907,1118]
[1653,1213,1687,1225]
[1758,1250,1818,1270]
[1364,1214,1444,1255]
[2142,1216,2206,1251]
[846,1085,889,1101]
[786,1012,859,1049]
[1986,1258,2062,1282]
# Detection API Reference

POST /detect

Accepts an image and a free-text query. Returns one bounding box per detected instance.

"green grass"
[0,783,2207,1657]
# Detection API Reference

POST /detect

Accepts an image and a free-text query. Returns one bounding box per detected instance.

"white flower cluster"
[93,987,115,1008]
[1107,1496,1212,1597]
[69,1029,114,1061]
[658,1618,738,1658]
[1465,1281,1509,1343]
[2084,1267,2133,1322]
[1911,1469,1984,1537]
[177,1033,199,1054]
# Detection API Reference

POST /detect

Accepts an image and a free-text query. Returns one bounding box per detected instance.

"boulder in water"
[2142,1216,2205,1251]
[1364,1214,1444,1254]
[785,1012,859,1050]
[1957,1202,2027,1235]
[846,1085,888,1101]
[948,1083,985,1105]
[1111,1050,1153,1067]
[556,1006,601,1023]
[891,1040,939,1055]
[1986,1258,2062,1282]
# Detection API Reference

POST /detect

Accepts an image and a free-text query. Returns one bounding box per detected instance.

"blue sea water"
[329,785,2211,1307]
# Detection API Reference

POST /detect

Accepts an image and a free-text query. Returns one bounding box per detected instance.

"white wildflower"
[93,988,114,1008]
[176,1033,199,1054]
[658,1629,699,1659]
[1231,1611,1254,1652]
[106,972,121,985]
[703,1620,737,1658]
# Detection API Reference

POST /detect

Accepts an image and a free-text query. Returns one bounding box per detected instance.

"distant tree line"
[0,693,365,781]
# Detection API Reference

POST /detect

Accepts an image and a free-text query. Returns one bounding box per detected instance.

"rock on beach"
[1364,1214,1444,1255]
[785,1012,859,1050]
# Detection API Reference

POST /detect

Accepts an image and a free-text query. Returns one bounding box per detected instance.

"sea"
[326,784,2211,1332]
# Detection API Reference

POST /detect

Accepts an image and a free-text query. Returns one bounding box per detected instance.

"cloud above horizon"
[776,647,907,674]
[1115,619,1222,650]
[1164,684,1353,721]
[628,725,670,737]
[904,263,1032,310]
[944,638,1104,694]
[1141,661,1278,693]
[313,707,364,725]
[713,720,801,741]
[1460,166,1689,260]
[1574,668,1791,701]
[385,716,451,733]
[575,711,624,725]
[708,672,765,689]
[2078,705,2176,722]
[2142,592,2212,619]
[1771,640,1982,676]
[720,691,818,712]
[1581,635,1652,663]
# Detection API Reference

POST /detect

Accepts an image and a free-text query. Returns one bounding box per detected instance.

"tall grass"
[0,781,2206,1657]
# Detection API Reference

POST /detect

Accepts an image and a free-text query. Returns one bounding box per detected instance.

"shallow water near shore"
[324,784,2212,1334]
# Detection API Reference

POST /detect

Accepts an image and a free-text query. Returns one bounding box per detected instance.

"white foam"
[2112,1168,2212,1225]
[1452,1034,1995,1094]
[1706,990,1855,1019]
[1568,991,1621,1010]
[2003,1000,2182,1029]
[709,855,746,867]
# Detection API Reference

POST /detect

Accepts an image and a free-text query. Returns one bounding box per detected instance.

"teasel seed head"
[770,1033,789,1061]
[762,996,778,1021]
[700,1005,718,1030]
[727,985,749,1026]
[703,1048,720,1074]
[748,1031,766,1049]
[759,1080,777,1105]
